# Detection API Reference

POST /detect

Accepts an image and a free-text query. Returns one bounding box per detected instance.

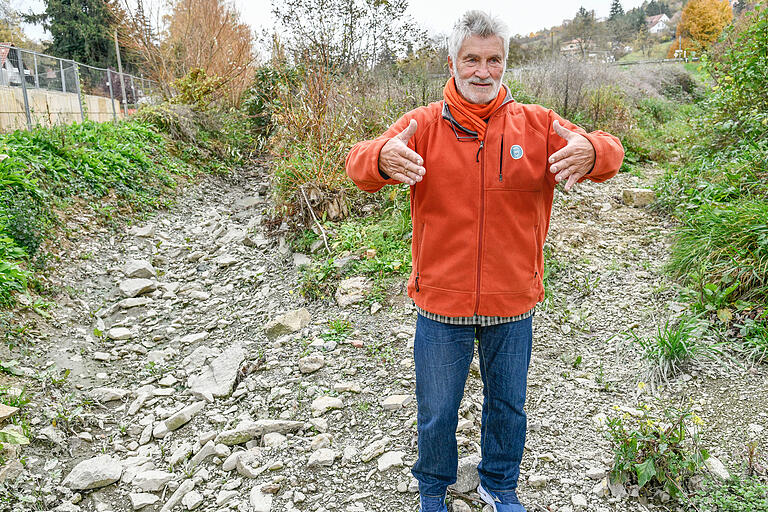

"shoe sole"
[477,483,500,511]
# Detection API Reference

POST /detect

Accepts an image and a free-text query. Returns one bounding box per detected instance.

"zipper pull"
[499,134,504,182]
[476,141,484,163]
[415,273,420,292]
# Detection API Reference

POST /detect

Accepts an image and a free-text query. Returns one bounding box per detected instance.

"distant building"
[647,14,670,34]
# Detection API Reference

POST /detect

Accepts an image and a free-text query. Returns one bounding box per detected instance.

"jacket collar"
[442,85,514,138]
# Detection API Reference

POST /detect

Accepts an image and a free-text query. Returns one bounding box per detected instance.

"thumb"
[396,119,418,144]
[553,120,574,141]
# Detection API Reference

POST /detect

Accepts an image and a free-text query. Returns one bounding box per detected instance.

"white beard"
[453,70,502,105]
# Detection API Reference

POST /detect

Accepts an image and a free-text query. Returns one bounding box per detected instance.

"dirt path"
[0,163,765,512]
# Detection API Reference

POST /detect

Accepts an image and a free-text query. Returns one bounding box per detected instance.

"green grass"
[692,475,768,512]
[0,106,254,309]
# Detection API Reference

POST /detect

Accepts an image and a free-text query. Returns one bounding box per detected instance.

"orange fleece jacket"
[346,90,625,317]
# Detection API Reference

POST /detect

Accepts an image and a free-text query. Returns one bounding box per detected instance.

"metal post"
[17,49,32,130]
[114,30,128,111]
[73,62,85,123]
[130,74,136,110]
[33,53,39,88]
[107,68,117,121]
[60,59,66,92]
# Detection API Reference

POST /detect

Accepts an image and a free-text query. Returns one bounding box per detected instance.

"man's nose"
[475,63,491,78]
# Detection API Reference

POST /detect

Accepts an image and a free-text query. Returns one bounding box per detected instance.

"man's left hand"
[548,120,596,192]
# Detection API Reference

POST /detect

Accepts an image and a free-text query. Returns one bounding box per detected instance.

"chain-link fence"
[0,43,162,131]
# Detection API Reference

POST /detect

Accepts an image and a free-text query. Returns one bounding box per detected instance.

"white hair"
[448,10,510,67]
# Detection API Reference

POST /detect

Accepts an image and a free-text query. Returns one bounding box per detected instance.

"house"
[647,14,670,34]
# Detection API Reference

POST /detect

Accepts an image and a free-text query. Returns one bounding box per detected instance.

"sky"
[20,0,650,44]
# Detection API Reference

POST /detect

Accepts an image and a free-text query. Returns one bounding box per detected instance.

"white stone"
[119,278,157,298]
[263,432,287,448]
[705,456,730,481]
[263,308,312,339]
[571,494,588,509]
[449,454,481,493]
[381,394,412,410]
[311,396,343,416]
[334,277,372,307]
[62,455,123,490]
[123,260,156,279]
[188,345,246,398]
[528,474,548,489]
[88,387,129,402]
[133,470,174,492]
[129,492,159,510]
[164,402,205,432]
[250,487,274,512]
[107,327,133,340]
[298,353,325,374]
[377,451,404,472]
[181,490,204,510]
[359,438,389,463]
[308,448,336,467]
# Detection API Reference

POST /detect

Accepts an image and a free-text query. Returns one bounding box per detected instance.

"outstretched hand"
[378,119,425,186]
[548,120,596,192]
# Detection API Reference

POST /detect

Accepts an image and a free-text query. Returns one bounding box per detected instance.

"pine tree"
[22,0,119,67]
[609,0,625,20]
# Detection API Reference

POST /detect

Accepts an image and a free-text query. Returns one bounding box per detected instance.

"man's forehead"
[458,35,504,56]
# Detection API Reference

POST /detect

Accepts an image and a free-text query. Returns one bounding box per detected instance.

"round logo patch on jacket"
[510,145,524,160]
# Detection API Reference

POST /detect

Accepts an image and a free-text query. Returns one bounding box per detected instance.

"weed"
[737,316,768,363]
[626,315,718,385]
[692,475,768,512]
[321,318,352,345]
[605,399,708,499]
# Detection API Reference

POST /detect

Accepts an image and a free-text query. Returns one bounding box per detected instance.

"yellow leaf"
[717,308,732,323]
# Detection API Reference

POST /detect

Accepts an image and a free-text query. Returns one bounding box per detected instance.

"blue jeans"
[411,313,533,499]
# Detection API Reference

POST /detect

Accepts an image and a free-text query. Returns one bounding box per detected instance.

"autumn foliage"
[667,0,733,57]
[118,0,255,107]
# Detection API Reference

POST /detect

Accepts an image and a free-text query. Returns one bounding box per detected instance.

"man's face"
[448,35,505,105]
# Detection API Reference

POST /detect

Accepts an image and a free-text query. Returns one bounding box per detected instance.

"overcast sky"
[21,0,650,43]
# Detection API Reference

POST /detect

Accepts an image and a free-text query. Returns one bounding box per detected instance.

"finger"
[396,145,424,167]
[548,147,572,167]
[549,156,580,173]
[555,166,577,183]
[389,171,417,186]
[398,158,425,177]
[553,120,574,141]
[564,173,580,191]
[395,119,418,145]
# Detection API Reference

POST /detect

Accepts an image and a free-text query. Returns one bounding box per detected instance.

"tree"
[118,0,256,106]
[667,0,733,57]
[609,0,625,20]
[272,0,425,71]
[23,0,121,67]
[566,7,599,60]
[0,0,32,46]
[644,0,672,16]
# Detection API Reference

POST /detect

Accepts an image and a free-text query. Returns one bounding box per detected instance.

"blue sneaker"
[477,483,526,512]
[419,493,448,512]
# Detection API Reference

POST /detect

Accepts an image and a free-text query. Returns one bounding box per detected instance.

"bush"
[605,400,709,499]
[708,4,768,117]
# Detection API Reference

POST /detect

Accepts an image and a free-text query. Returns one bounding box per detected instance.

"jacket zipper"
[415,222,426,292]
[474,139,485,315]
[499,134,504,182]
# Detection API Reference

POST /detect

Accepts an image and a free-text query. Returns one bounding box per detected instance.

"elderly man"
[346,10,624,512]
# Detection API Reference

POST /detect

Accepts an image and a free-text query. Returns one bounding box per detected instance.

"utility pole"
[114,30,128,114]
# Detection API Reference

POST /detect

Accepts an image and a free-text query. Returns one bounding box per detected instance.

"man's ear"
[447,56,454,77]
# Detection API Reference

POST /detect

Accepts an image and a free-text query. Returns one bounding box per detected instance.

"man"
[346,10,624,512]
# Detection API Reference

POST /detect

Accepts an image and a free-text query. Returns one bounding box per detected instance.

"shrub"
[708,4,768,117]
[605,400,709,499]
[170,68,226,111]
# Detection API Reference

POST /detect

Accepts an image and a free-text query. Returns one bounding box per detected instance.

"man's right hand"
[378,119,425,186]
